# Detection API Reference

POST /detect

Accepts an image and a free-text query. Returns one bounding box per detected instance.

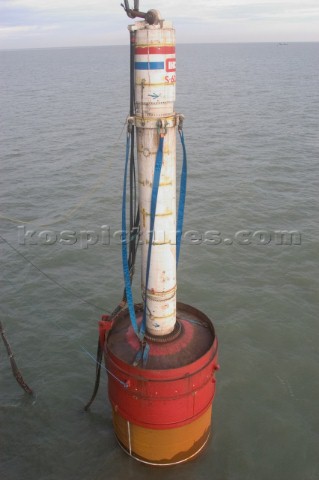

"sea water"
[0,43,318,480]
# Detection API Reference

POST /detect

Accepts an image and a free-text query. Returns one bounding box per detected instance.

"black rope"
[128,29,139,284]
[83,302,124,411]
[83,331,103,411]
[0,320,33,395]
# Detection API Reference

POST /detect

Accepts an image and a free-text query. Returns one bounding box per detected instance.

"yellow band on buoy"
[112,405,213,465]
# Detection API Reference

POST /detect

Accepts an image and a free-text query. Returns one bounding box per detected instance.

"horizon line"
[1,40,319,52]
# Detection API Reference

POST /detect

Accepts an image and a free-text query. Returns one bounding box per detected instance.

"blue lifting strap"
[122,128,187,365]
[176,128,187,266]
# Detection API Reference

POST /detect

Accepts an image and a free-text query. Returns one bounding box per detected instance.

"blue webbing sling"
[121,128,187,365]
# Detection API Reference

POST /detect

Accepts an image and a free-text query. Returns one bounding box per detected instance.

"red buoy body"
[104,302,218,465]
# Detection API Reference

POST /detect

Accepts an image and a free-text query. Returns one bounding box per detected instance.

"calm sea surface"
[0,43,318,480]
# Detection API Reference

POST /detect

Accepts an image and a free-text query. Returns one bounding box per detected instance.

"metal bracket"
[121,1,161,25]
[177,114,185,132]
[127,116,134,133]
[157,119,168,136]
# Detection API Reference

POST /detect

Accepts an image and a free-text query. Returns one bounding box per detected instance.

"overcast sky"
[1,0,319,49]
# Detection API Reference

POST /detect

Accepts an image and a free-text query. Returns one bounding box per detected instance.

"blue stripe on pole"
[135,61,165,70]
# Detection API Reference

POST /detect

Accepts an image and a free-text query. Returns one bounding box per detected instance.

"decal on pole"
[166,58,176,72]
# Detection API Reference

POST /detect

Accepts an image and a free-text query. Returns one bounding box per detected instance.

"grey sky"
[1,0,319,49]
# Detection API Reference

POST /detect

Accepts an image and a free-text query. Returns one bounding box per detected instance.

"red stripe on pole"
[135,46,176,55]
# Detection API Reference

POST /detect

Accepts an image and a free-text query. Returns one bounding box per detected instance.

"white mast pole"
[129,14,178,336]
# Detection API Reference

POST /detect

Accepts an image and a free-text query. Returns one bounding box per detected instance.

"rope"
[0,168,103,227]
[83,301,125,411]
[0,234,106,313]
[0,321,33,395]
[81,346,128,389]
[83,340,103,411]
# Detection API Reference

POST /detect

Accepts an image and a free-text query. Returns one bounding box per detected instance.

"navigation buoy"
[97,3,218,465]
